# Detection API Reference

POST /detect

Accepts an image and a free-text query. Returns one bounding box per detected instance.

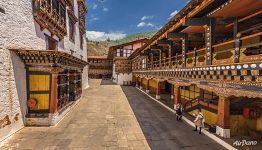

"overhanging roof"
[11,49,88,69]
[208,0,262,17]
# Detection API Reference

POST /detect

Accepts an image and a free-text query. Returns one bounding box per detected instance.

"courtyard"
[0,79,225,150]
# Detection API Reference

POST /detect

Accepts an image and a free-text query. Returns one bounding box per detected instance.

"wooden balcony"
[33,0,67,40]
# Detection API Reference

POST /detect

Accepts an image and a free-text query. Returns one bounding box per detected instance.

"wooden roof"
[11,49,88,69]
[208,0,262,17]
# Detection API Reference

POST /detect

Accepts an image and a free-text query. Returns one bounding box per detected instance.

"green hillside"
[87,31,156,56]
[112,31,156,45]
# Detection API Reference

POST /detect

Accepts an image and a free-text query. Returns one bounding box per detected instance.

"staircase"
[184,97,218,113]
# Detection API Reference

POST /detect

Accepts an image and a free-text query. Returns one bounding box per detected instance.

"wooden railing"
[132,32,262,71]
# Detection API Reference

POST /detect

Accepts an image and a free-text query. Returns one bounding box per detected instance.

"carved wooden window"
[142,58,146,69]
[180,85,200,101]
[45,34,58,50]
[58,70,69,109]
[80,34,83,50]
[52,0,59,13]
[69,18,75,42]
[117,49,121,57]
[59,4,66,24]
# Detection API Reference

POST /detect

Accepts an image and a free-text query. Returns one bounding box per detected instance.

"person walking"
[193,108,205,134]
[174,103,183,121]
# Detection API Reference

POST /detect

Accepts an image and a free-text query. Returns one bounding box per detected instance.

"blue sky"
[86,0,189,41]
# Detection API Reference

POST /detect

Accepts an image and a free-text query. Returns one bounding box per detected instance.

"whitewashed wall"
[116,73,132,85]
[0,0,88,142]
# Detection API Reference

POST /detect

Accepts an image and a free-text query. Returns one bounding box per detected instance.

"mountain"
[112,31,156,45]
[87,31,156,56]
[87,41,111,56]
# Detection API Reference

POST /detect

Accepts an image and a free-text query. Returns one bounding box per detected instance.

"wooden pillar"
[146,79,150,93]
[168,46,172,67]
[234,17,241,63]
[174,85,181,104]
[205,19,215,65]
[216,96,230,138]
[156,81,161,99]
[175,53,178,68]
[159,50,162,68]
[150,53,154,69]
[136,77,139,87]
[182,35,188,67]
[193,48,197,67]
[50,73,58,113]
[171,84,174,100]
[140,78,143,89]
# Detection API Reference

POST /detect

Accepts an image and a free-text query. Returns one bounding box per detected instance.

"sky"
[86,0,190,41]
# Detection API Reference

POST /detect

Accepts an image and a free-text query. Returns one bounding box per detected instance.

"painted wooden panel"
[214,43,234,52]
[30,94,49,110]
[242,36,260,46]
[29,75,50,91]
[28,74,50,111]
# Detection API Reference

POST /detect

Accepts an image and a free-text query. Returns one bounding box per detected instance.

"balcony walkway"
[0,79,225,150]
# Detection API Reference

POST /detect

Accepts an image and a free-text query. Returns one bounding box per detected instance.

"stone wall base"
[156,95,161,100]
[216,126,230,138]
[25,101,76,126]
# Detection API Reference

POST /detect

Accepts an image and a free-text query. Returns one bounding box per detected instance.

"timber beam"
[157,39,173,47]
[167,33,186,40]
[184,17,210,26]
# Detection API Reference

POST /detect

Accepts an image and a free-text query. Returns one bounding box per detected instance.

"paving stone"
[0,79,224,150]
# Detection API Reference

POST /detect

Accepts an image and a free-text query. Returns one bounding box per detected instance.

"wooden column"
[174,85,181,104]
[175,53,178,68]
[136,78,139,87]
[146,79,150,93]
[234,17,241,63]
[171,84,174,100]
[156,81,161,99]
[168,45,172,67]
[182,35,188,67]
[205,19,215,65]
[159,50,162,68]
[193,48,197,67]
[50,73,58,113]
[150,53,154,69]
[216,96,231,138]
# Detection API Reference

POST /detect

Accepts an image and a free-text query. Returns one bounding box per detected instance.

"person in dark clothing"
[174,103,183,121]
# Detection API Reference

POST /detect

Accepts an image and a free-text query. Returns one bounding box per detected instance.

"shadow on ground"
[99,79,116,85]
[121,85,226,150]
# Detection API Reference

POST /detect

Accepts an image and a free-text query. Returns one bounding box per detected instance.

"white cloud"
[92,3,98,9]
[168,10,178,20]
[103,7,109,11]
[141,16,154,21]
[137,22,159,29]
[86,31,127,41]
[137,22,147,27]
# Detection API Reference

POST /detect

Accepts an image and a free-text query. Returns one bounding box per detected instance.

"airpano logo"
[233,140,258,147]
[0,7,5,14]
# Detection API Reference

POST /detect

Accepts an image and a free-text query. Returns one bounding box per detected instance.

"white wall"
[116,73,133,85]
[0,0,88,141]
[112,63,132,85]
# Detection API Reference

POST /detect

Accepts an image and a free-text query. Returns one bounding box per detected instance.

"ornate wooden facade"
[88,56,112,79]
[130,0,262,138]
[12,49,87,114]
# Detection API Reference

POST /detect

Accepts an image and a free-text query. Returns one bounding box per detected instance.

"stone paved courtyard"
[0,79,225,150]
